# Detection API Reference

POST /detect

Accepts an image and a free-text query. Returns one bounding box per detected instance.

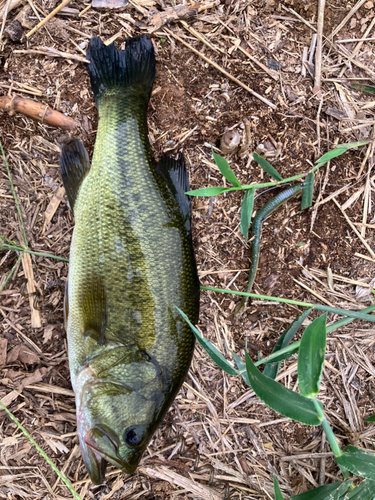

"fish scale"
[60,35,199,484]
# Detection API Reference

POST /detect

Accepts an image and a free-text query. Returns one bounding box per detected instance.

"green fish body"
[60,36,199,484]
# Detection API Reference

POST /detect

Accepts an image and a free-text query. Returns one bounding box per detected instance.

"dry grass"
[1,0,375,498]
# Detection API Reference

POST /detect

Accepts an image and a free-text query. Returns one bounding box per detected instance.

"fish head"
[76,369,165,484]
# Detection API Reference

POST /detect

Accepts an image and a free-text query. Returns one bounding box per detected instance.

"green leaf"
[343,479,375,500]
[212,149,242,187]
[335,140,369,150]
[186,186,230,197]
[298,314,327,398]
[301,172,314,210]
[365,415,375,422]
[231,350,250,385]
[274,476,284,500]
[288,482,349,500]
[175,307,239,377]
[264,309,311,379]
[253,152,283,181]
[336,445,375,481]
[326,481,353,500]
[240,188,255,243]
[315,148,347,166]
[245,352,322,426]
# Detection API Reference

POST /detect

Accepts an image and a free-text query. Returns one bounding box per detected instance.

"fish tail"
[86,35,155,108]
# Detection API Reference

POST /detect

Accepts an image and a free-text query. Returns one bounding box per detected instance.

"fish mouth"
[83,426,136,483]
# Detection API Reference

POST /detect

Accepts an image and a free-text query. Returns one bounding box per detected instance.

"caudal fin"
[86,35,155,106]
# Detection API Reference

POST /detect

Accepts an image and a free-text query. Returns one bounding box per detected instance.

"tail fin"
[86,35,155,105]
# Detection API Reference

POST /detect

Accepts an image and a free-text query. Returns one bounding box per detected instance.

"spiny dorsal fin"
[79,273,107,345]
[59,137,90,212]
[156,154,191,232]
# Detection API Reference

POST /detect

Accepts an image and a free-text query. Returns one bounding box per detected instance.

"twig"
[351,15,375,59]
[0,0,11,41]
[238,45,279,81]
[163,27,277,110]
[13,47,89,63]
[25,0,72,38]
[0,0,21,21]
[0,95,78,131]
[313,0,325,97]
[332,197,375,259]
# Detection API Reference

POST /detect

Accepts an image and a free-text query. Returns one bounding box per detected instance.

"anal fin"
[156,154,191,231]
[59,137,91,212]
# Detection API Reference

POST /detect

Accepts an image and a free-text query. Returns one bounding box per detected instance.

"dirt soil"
[1,0,375,499]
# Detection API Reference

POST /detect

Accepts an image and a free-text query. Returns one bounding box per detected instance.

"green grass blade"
[0,253,23,293]
[175,306,239,376]
[336,446,375,481]
[240,188,255,243]
[0,400,82,500]
[200,286,375,323]
[263,309,311,379]
[301,172,314,210]
[245,352,322,426]
[212,149,242,187]
[364,415,375,422]
[186,186,230,197]
[298,314,327,398]
[335,140,369,149]
[288,482,349,500]
[274,476,284,500]
[253,152,283,181]
[352,83,375,93]
[0,141,28,247]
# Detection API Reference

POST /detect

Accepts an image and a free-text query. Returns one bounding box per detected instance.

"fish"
[59,35,200,484]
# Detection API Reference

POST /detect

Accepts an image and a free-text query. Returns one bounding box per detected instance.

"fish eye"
[123,425,146,448]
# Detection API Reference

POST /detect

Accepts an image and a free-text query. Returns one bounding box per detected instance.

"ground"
[1,0,375,499]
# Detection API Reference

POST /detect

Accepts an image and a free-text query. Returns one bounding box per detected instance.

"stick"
[26,0,72,38]
[163,27,277,110]
[313,0,325,97]
[0,95,78,131]
[329,0,367,38]
[332,197,375,259]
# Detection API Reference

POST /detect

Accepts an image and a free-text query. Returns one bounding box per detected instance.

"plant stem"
[0,400,82,500]
[1,242,69,262]
[326,303,375,332]
[313,398,341,457]
[312,398,351,481]
[201,286,375,323]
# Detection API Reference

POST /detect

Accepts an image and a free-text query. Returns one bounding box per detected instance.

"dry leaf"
[7,345,40,365]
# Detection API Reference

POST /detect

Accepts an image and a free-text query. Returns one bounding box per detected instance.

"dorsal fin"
[156,154,191,232]
[59,137,91,212]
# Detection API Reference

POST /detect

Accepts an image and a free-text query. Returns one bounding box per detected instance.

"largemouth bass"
[59,35,200,484]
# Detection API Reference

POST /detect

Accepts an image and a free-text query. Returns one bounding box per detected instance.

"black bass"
[59,35,200,484]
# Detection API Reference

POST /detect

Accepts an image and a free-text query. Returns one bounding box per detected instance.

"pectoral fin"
[80,274,107,344]
[60,137,91,212]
